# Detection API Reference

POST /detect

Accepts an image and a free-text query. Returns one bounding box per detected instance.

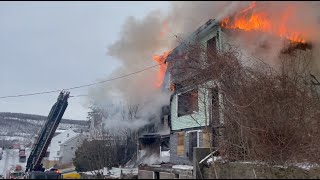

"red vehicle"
[6,165,24,179]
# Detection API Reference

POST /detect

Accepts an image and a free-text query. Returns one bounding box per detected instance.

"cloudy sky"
[0,1,170,120]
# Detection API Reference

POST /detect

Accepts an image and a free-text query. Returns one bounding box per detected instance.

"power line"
[0,63,163,99]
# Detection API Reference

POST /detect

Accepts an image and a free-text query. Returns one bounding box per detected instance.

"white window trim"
[186,130,202,147]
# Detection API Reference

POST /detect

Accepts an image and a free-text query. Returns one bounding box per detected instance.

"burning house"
[138,1,316,179]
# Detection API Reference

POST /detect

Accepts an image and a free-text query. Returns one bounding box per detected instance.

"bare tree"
[169,37,320,167]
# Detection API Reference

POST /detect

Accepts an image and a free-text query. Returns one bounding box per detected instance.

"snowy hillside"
[0,112,89,147]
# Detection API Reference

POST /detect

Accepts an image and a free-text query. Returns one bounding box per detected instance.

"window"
[57,151,60,156]
[71,147,74,150]
[207,36,217,62]
[175,174,179,179]
[188,131,198,161]
[211,88,219,125]
[154,172,160,179]
[45,152,50,157]
[178,89,198,117]
[58,141,61,144]
[67,133,69,137]
[177,132,185,156]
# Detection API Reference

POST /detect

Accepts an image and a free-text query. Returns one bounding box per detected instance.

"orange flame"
[153,51,170,87]
[221,1,306,43]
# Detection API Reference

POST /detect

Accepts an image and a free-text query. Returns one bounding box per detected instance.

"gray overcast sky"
[0,1,170,120]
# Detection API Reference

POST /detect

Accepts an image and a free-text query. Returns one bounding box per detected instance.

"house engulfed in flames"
[138,7,313,179]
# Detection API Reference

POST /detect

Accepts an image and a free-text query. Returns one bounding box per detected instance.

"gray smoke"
[89,1,320,132]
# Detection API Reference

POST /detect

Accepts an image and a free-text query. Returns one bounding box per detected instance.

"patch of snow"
[80,169,103,175]
[160,150,170,163]
[207,156,223,165]
[103,167,138,178]
[237,161,267,165]
[292,163,320,170]
[161,150,170,157]
[172,165,193,170]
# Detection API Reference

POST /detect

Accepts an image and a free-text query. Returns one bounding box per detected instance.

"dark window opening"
[175,174,179,178]
[188,131,198,161]
[207,36,217,62]
[178,89,198,117]
[154,172,160,179]
[45,152,50,157]
[211,88,219,125]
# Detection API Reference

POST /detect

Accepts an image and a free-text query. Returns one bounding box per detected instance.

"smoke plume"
[89,1,320,132]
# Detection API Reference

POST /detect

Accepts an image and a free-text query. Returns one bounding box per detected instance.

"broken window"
[188,131,198,161]
[177,132,185,156]
[178,89,198,117]
[207,36,217,62]
[210,88,219,125]
[154,172,160,179]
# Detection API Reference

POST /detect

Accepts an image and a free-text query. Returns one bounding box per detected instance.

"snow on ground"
[103,167,138,178]
[172,165,193,170]
[0,136,27,141]
[207,156,223,165]
[294,163,320,170]
[0,148,31,177]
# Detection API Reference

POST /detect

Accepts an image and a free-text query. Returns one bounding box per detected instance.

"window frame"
[177,88,199,117]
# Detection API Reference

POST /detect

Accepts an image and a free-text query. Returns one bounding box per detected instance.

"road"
[0,148,30,177]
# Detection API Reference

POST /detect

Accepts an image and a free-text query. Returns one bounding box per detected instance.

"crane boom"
[26,91,70,172]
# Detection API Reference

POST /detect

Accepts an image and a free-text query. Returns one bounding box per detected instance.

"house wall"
[171,87,209,131]
[171,23,227,131]
[59,134,85,165]
[48,128,78,163]
[170,130,208,165]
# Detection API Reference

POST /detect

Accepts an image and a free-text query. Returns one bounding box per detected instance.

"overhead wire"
[0,63,164,99]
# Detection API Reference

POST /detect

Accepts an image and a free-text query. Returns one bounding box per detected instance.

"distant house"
[44,128,79,168]
[59,133,85,165]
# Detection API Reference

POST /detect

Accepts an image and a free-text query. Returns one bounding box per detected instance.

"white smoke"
[89,1,320,132]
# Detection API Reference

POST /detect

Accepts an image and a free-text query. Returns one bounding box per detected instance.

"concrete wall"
[138,170,154,179]
[159,172,176,179]
[193,147,211,179]
[138,166,193,179]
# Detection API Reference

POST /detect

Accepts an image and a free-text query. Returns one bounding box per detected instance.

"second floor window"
[178,89,198,117]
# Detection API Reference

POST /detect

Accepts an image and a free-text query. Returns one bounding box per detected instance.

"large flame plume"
[153,51,170,87]
[220,1,307,43]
